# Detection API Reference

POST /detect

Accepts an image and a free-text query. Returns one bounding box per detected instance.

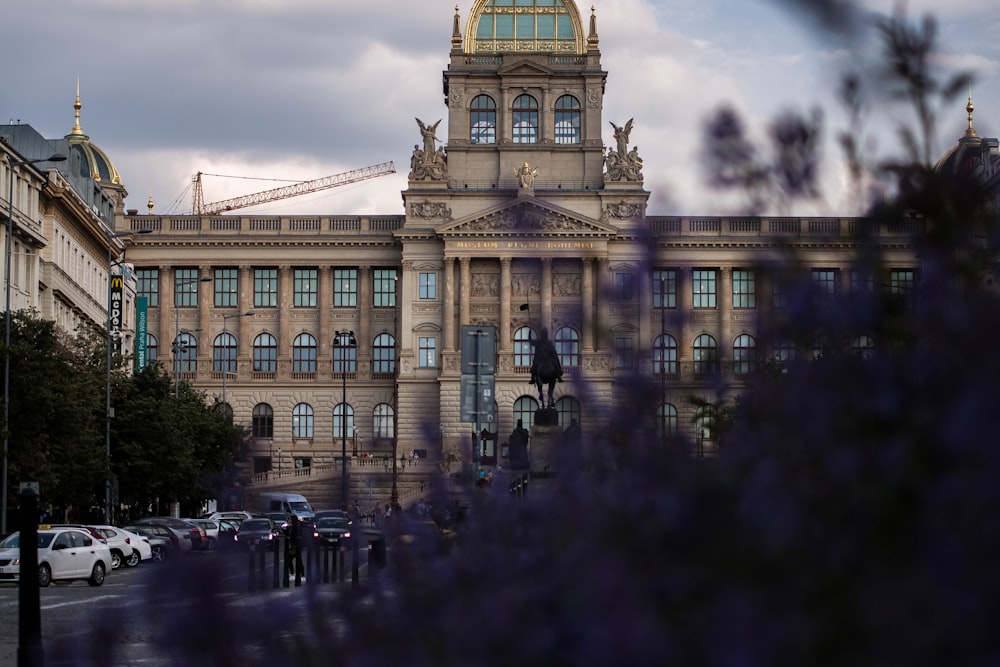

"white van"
[256,492,315,523]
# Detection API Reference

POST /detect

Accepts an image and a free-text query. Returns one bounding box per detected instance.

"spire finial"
[587,4,599,50]
[965,85,977,138]
[148,185,155,215]
[451,4,463,52]
[69,77,85,137]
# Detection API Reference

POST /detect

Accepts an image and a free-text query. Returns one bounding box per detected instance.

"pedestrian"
[286,514,303,580]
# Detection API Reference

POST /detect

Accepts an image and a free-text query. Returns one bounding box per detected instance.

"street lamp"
[3,152,66,534]
[334,330,356,509]
[173,276,211,398]
[220,310,254,417]
[105,227,153,524]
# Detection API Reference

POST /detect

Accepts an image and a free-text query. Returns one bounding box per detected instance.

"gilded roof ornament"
[965,87,977,138]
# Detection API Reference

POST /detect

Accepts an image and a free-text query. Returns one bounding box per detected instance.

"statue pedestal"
[530,411,561,477]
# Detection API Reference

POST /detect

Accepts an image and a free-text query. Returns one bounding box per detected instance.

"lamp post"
[173,275,211,398]
[105,227,152,524]
[220,310,254,415]
[334,330,356,509]
[3,152,65,534]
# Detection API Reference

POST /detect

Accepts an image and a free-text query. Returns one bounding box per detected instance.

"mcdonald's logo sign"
[109,272,124,338]
[110,276,124,290]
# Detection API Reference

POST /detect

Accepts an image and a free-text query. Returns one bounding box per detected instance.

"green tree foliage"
[5,312,103,512]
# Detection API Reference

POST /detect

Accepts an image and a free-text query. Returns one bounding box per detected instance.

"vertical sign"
[109,274,124,352]
[135,296,148,371]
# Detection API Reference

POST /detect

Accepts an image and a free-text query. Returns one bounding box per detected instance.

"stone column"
[238,265,253,364]
[319,266,332,361]
[278,266,291,364]
[159,266,174,361]
[443,257,455,351]
[678,266,692,364]
[581,258,594,351]
[719,267,732,363]
[459,257,471,327]
[400,261,413,356]
[638,262,651,352]
[597,257,610,350]
[359,265,372,359]
[198,266,211,372]
[500,257,512,351]
[541,258,552,330]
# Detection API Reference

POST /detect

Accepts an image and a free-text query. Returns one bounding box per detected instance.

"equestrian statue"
[530,327,563,409]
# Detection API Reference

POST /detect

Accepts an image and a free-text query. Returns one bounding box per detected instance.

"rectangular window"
[614,336,634,369]
[653,269,677,309]
[333,268,357,308]
[294,268,318,307]
[889,268,915,307]
[174,268,201,308]
[692,269,717,309]
[418,336,437,368]
[419,272,437,300]
[732,270,756,309]
[214,268,238,308]
[850,269,874,295]
[811,269,837,301]
[137,269,159,307]
[254,268,278,308]
[614,272,634,301]
[374,268,398,308]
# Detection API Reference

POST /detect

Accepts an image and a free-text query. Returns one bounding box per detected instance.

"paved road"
[0,545,370,666]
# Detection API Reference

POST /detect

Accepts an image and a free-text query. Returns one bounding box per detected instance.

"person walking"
[286,514,304,581]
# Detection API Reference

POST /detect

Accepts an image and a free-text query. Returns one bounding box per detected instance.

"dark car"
[264,512,290,533]
[131,517,204,551]
[313,509,351,524]
[121,525,175,562]
[234,518,281,549]
[312,516,351,547]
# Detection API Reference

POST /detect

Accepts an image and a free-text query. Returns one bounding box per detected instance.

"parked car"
[130,517,204,550]
[205,510,256,523]
[234,518,281,550]
[121,525,174,562]
[0,527,112,586]
[184,519,226,550]
[117,528,152,565]
[87,525,138,570]
[312,516,351,547]
[45,524,109,545]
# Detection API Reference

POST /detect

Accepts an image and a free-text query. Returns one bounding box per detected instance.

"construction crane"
[191,161,396,215]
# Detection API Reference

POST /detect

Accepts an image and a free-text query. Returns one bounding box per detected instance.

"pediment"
[437,200,618,238]
[497,59,554,76]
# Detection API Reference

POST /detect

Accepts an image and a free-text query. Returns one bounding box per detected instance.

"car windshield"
[288,501,312,512]
[241,520,269,531]
[317,518,347,529]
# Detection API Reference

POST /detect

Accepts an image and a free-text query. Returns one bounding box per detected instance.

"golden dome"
[464,0,586,54]
[64,83,123,186]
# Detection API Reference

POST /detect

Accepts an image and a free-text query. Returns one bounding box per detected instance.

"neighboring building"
[0,89,139,352]
[117,0,927,485]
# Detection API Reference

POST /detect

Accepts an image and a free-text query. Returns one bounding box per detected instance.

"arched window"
[253,333,277,373]
[174,332,197,373]
[514,327,536,367]
[555,396,581,430]
[513,396,539,430]
[252,403,273,438]
[695,404,716,453]
[852,335,875,360]
[554,327,580,368]
[219,403,234,425]
[554,95,581,144]
[333,403,355,439]
[692,334,718,377]
[146,333,158,362]
[373,333,396,374]
[373,403,394,439]
[657,403,678,440]
[732,334,757,376]
[292,403,314,439]
[333,334,357,374]
[470,94,497,144]
[654,333,678,375]
[214,332,237,374]
[293,333,318,373]
[512,94,539,144]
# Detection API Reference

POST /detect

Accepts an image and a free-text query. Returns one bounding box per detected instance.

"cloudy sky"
[5,0,998,217]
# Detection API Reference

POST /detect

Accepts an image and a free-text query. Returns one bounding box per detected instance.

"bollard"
[257,543,267,590]
[247,545,256,592]
[18,484,42,667]
[272,536,281,589]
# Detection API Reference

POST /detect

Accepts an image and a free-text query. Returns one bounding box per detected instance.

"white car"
[88,525,138,570]
[118,528,153,564]
[0,527,112,587]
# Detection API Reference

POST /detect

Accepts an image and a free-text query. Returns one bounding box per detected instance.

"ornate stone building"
[119,0,928,487]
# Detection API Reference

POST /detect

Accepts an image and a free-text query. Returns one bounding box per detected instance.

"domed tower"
[64,82,129,226]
